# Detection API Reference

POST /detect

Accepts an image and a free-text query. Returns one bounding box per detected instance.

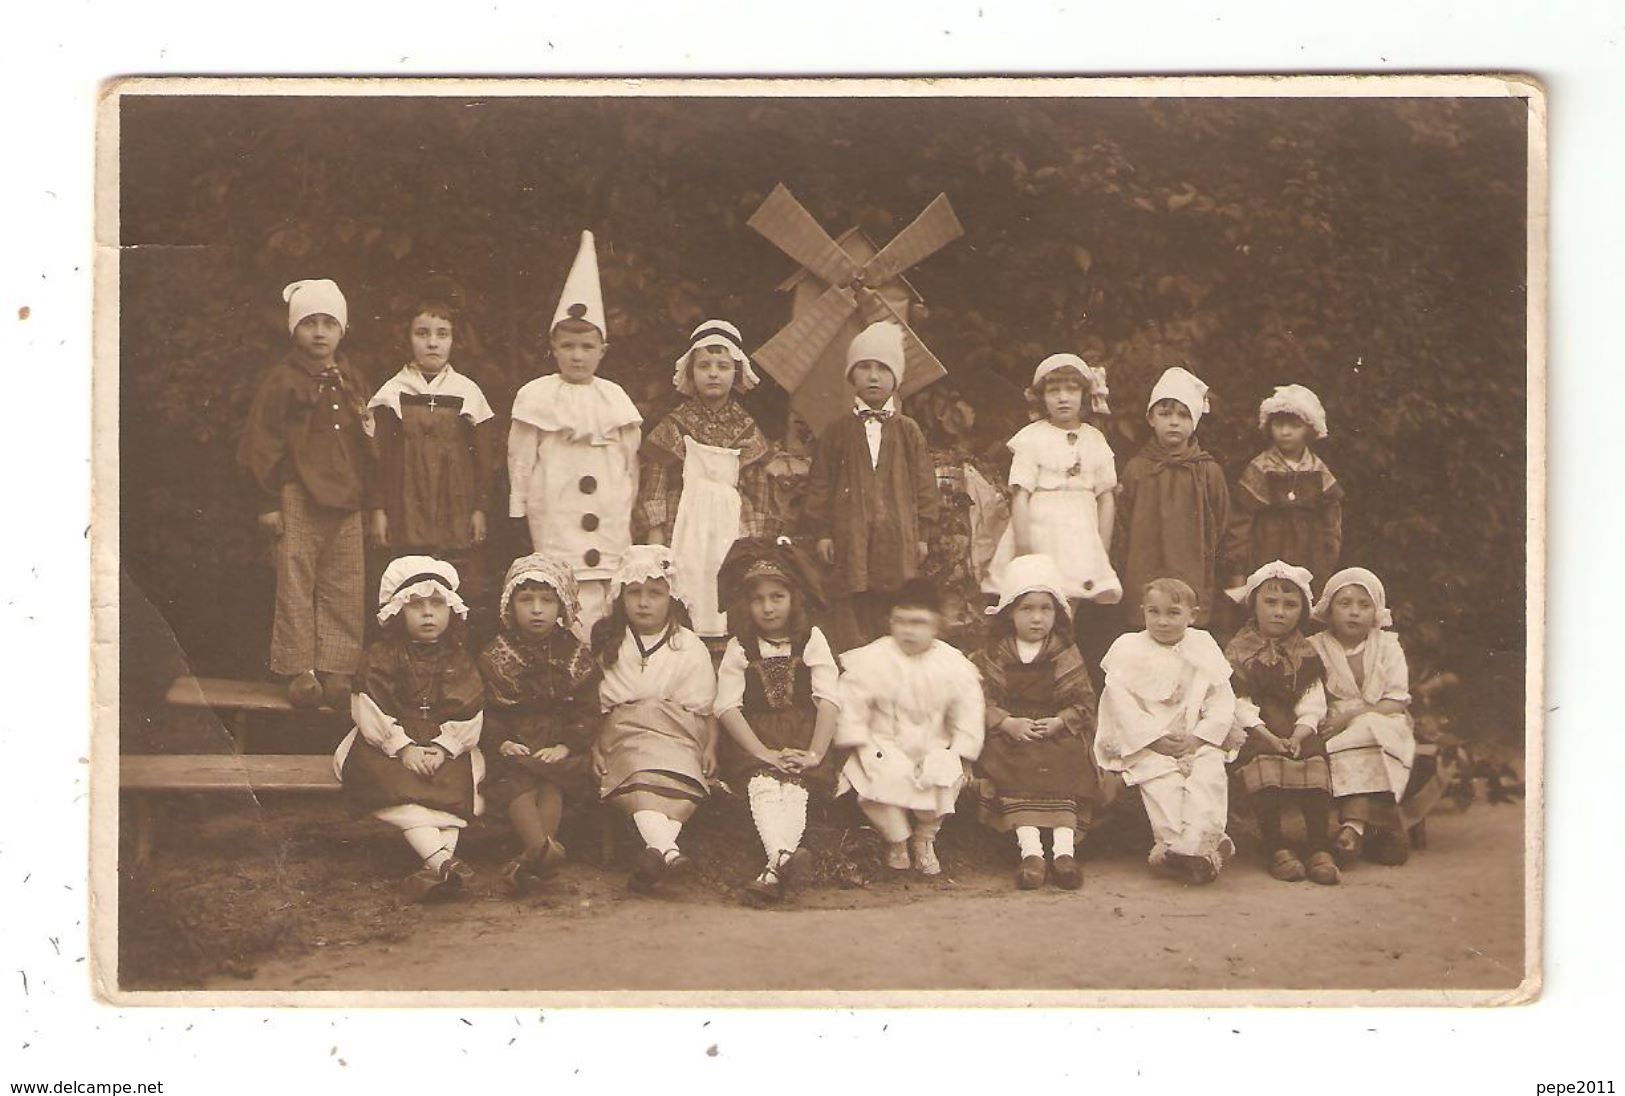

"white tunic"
[834,637,985,813]
[1094,629,1236,786]
[1308,630,1415,799]
[598,626,717,716]
[507,375,642,582]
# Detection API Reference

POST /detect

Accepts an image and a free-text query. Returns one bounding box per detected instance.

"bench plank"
[122,754,341,793]
[164,676,345,714]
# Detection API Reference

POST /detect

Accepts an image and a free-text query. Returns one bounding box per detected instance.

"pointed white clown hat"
[551,230,606,339]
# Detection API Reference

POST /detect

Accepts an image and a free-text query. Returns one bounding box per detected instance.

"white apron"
[669,438,741,637]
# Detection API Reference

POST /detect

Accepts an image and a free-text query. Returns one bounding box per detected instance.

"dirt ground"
[120,785,1526,995]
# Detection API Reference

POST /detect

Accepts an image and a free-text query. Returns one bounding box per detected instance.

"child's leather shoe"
[1051,854,1084,890]
[287,671,323,709]
[1016,855,1046,890]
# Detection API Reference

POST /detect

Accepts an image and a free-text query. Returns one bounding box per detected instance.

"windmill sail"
[747,184,857,289]
[861,193,964,287]
[751,282,858,391]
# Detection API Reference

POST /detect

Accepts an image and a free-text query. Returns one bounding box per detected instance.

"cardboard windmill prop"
[748,184,964,435]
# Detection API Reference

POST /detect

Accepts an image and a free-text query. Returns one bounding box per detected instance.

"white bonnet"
[1258,384,1329,439]
[672,319,761,396]
[1147,366,1211,427]
[1031,354,1111,416]
[284,279,348,335]
[1227,559,1315,608]
[845,321,907,385]
[610,544,688,606]
[1311,566,1394,629]
[377,555,467,625]
[985,553,1074,621]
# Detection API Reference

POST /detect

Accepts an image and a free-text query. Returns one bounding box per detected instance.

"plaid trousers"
[270,480,364,676]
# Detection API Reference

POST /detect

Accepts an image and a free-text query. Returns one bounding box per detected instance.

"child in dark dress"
[367,276,499,637]
[972,553,1100,891]
[713,537,841,906]
[1112,366,1230,629]
[1224,384,1343,595]
[1224,560,1339,885]
[333,555,485,901]
[477,554,602,894]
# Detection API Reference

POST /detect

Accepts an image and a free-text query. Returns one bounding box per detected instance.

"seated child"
[804,320,940,652]
[636,320,778,639]
[1112,366,1229,629]
[973,554,1100,891]
[834,577,985,877]
[237,278,372,708]
[714,536,840,906]
[367,276,499,638]
[508,231,642,633]
[1307,567,1417,867]
[1094,577,1240,884]
[591,545,718,893]
[477,554,602,894]
[333,556,485,901]
[1224,384,1343,592]
[1224,560,1339,886]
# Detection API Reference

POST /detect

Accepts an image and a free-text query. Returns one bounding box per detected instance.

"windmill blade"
[871,294,949,396]
[747,184,859,289]
[752,282,858,391]
[861,193,964,287]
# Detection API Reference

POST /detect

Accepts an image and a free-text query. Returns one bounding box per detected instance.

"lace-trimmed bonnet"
[377,555,468,624]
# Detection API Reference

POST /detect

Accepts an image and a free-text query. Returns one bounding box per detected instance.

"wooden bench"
[163,676,345,753]
[121,754,341,869]
[128,677,627,871]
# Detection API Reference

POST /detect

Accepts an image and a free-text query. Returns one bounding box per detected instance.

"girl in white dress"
[984,354,1121,609]
[590,545,719,893]
[1307,567,1417,868]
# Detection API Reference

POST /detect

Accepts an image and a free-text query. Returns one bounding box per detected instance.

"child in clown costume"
[508,231,643,635]
[635,320,778,639]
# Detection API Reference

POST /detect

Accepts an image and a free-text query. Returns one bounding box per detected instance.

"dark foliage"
[118,94,1528,736]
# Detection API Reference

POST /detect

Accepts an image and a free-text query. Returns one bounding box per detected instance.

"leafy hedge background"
[118,93,1529,739]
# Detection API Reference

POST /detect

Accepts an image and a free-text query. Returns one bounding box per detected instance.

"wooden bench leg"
[127,795,155,871]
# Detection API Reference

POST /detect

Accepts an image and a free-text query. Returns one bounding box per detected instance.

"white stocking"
[1051,827,1076,858]
[633,809,680,854]
[747,775,787,860]
[1015,826,1043,859]
[778,781,810,853]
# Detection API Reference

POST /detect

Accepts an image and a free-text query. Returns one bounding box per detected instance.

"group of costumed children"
[239,230,1431,904]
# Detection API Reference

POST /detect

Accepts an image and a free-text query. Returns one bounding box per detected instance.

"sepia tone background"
[113,91,1530,990]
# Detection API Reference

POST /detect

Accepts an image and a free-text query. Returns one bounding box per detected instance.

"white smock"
[668,437,742,637]
[984,421,1121,603]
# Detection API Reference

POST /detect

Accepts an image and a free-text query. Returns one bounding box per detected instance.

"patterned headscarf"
[499,553,582,628]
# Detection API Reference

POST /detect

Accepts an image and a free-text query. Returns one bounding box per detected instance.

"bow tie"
[314,366,344,387]
[857,407,893,423]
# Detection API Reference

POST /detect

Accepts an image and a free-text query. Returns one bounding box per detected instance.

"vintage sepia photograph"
[93,76,1542,1003]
